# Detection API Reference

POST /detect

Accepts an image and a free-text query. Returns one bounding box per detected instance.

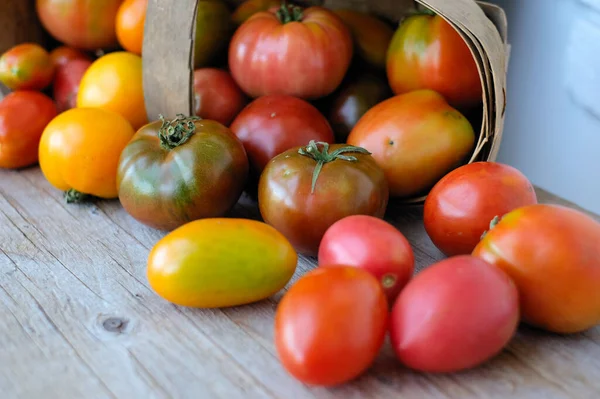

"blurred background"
[489,0,600,214]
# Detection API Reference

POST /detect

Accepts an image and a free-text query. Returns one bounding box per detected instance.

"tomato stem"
[276,0,303,24]
[297,140,371,194]
[480,215,502,240]
[64,189,91,204]
[158,114,201,150]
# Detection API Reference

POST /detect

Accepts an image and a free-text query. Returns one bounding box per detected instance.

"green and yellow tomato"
[194,0,233,68]
[0,43,55,91]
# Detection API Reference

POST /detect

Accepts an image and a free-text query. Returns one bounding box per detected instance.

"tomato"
[77,51,148,130]
[0,43,54,91]
[390,255,519,373]
[386,11,482,109]
[275,267,388,386]
[318,215,414,304]
[0,92,57,169]
[49,46,92,68]
[232,0,280,25]
[38,108,136,200]
[36,0,122,51]
[258,141,389,257]
[194,0,233,68]
[230,95,335,179]
[147,218,297,308]
[333,9,394,70]
[229,2,353,99]
[472,204,600,334]
[424,162,537,256]
[347,90,475,199]
[116,0,147,56]
[53,59,93,113]
[117,115,249,231]
[193,68,247,126]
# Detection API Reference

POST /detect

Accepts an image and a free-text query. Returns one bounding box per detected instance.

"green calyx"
[297,140,371,194]
[158,114,201,150]
[276,0,303,24]
[480,215,502,240]
[64,189,91,204]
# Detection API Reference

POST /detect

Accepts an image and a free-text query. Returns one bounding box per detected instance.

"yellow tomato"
[38,108,136,199]
[77,51,148,130]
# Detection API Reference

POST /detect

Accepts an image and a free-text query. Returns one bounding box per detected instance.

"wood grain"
[0,0,49,54]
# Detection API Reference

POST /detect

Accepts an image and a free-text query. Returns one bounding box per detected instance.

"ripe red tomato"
[49,46,92,67]
[193,68,247,126]
[229,2,353,99]
[0,91,57,169]
[53,59,93,113]
[0,43,55,91]
[389,255,519,373]
[318,215,414,304]
[258,141,389,257]
[275,267,388,386]
[473,204,600,334]
[424,162,538,256]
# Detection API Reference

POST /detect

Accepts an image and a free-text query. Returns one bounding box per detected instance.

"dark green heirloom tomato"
[117,115,249,231]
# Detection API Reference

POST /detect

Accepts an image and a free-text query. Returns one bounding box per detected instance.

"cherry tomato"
[193,68,247,126]
[424,162,538,256]
[232,0,280,25]
[318,215,414,304]
[53,59,93,113]
[0,43,54,91]
[0,91,57,169]
[49,46,92,68]
[116,0,148,56]
[275,267,388,386]
[473,204,600,334]
[390,255,520,373]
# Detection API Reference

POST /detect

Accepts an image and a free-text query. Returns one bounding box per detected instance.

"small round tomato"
[347,90,475,199]
[318,215,414,304]
[424,162,538,256]
[229,3,353,99]
[77,51,148,130]
[275,267,388,386]
[117,115,249,231]
[53,59,93,113]
[0,43,54,91]
[473,204,600,334]
[232,0,280,25]
[258,141,389,257]
[193,68,247,126]
[387,11,482,109]
[38,108,136,200]
[194,0,233,68]
[390,255,519,373]
[116,0,148,56]
[0,91,57,169]
[49,46,92,68]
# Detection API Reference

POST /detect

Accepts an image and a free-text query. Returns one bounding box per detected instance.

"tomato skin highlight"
[389,255,520,373]
[424,162,538,256]
[275,267,388,386]
[472,204,600,334]
[193,68,248,126]
[0,43,55,91]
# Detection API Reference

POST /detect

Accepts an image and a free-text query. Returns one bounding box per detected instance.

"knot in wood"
[102,317,128,333]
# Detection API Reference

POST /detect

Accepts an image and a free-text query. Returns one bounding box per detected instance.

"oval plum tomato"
[347,90,475,199]
[0,92,57,169]
[193,68,247,126]
[318,215,414,304]
[232,0,280,25]
[53,59,93,113]
[387,11,482,109]
[117,115,249,231]
[49,46,92,68]
[230,95,335,178]
[229,2,353,99]
[472,204,600,334]
[38,108,135,200]
[275,267,388,386]
[36,0,122,51]
[424,162,538,256]
[148,218,297,308]
[116,0,147,56]
[390,255,519,373]
[0,43,54,91]
[194,0,233,68]
[258,141,389,257]
[77,51,148,130]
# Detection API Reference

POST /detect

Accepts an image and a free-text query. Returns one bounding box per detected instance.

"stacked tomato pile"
[1,0,600,387]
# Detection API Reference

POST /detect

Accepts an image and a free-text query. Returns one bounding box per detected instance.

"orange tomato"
[38,108,136,200]
[116,0,148,55]
[0,43,55,91]
[77,52,148,130]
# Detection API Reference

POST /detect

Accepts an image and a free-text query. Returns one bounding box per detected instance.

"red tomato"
[0,91,58,169]
[49,46,92,67]
[0,43,54,91]
[424,162,538,256]
[193,68,247,126]
[473,204,600,334]
[53,59,93,113]
[229,3,353,99]
[230,95,335,177]
[318,215,414,304]
[389,255,519,373]
[275,267,388,386]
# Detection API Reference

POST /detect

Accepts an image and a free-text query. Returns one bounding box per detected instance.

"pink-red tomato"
[0,43,55,91]
[318,215,414,304]
[53,59,93,113]
[424,162,538,256]
[389,255,519,373]
[49,46,92,67]
[193,68,247,126]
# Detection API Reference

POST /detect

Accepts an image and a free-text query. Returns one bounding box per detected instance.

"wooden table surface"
[1,167,599,399]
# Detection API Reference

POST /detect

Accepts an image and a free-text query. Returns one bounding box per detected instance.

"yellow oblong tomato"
[147,218,298,308]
